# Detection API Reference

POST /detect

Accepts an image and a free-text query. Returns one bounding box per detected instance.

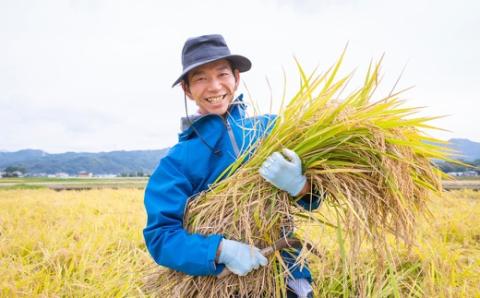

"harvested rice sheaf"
[147,53,453,297]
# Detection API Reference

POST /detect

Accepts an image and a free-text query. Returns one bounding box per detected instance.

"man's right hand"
[217,239,268,276]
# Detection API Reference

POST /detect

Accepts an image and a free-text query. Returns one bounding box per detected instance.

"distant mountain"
[448,138,480,162]
[0,149,48,163]
[1,138,479,175]
[0,149,169,175]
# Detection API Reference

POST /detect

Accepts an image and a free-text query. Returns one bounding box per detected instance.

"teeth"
[206,95,225,104]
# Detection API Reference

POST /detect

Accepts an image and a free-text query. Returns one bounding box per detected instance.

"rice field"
[0,177,148,191]
[0,188,479,297]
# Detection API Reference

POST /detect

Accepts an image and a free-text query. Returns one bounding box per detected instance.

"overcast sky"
[1,0,479,153]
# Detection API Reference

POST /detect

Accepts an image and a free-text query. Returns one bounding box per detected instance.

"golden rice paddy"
[0,188,479,297]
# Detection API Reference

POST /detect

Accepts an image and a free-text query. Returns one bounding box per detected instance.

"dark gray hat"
[172,34,251,87]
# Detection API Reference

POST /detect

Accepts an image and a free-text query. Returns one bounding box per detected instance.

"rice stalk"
[146,53,452,297]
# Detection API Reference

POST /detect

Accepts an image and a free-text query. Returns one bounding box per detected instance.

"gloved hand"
[259,148,307,196]
[218,239,268,276]
[287,278,313,298]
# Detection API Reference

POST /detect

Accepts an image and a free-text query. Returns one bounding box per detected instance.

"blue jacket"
[143,95,320,278]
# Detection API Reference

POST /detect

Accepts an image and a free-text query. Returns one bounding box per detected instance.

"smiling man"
[182,59,239,116]
[143,34,317,298]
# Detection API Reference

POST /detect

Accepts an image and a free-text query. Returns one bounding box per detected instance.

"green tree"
[3,166,27,177]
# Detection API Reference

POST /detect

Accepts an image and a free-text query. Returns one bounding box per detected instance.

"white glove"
[218,239,268,276]
[287,278,313,298]
[259,148,306,196]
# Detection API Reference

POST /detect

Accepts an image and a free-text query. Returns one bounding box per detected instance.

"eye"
[194,76,206,82]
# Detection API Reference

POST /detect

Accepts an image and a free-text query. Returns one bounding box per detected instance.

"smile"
[205,94,227,104]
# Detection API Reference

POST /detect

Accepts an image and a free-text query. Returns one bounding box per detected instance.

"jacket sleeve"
[296,184,324,211]
[143,145,224,276]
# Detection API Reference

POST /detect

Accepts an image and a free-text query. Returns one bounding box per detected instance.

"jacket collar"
[179,94,247,141]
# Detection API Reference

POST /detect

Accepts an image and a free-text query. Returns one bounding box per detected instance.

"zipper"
[182,98,244,156]
[183,113,240,157]
[224,118,240,157]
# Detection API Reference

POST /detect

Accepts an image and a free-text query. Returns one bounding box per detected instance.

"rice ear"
[146,53,450,297]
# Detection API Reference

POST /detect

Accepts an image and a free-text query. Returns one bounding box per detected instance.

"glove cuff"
[217,239,230,264]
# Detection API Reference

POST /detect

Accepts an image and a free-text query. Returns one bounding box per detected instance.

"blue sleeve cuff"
[281,249,313,283]
[206,234,224,274]
[296,186,325,211]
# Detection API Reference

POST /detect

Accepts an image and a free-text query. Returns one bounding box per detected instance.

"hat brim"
[172,54,251,87]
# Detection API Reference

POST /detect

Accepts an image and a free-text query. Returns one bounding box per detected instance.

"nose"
[207,77,222,92]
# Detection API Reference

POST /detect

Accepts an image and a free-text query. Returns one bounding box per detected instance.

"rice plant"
[147,53,454,297]
[1,189,479,296]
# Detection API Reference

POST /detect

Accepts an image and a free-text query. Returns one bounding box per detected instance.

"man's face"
[182,59,240,116]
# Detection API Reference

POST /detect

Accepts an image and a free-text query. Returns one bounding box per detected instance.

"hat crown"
[181,34,231,69]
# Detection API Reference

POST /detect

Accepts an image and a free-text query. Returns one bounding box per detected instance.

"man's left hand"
[259,148,307,197]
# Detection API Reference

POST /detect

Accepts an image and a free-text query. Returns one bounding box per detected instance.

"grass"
[0,188,479,297]
[0,177,148,191]
[442,179,480,191]
[0,177,148,184]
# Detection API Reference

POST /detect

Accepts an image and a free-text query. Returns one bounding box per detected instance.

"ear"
[181,81,194,100]
[233,69,240,90]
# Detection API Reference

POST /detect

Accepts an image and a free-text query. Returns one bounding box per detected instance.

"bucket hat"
[172,34,251,87]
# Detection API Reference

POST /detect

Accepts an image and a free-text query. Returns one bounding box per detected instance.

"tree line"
[435,159,480,174]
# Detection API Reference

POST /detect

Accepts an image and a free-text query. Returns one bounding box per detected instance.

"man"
[143,34,318,297]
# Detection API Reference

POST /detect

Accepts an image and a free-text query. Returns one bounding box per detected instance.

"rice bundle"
[146,53,452,297]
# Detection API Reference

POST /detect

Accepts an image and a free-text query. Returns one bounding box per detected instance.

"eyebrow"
[189,69,205,79]
[189,65,231,79]
[215,65,231,72]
